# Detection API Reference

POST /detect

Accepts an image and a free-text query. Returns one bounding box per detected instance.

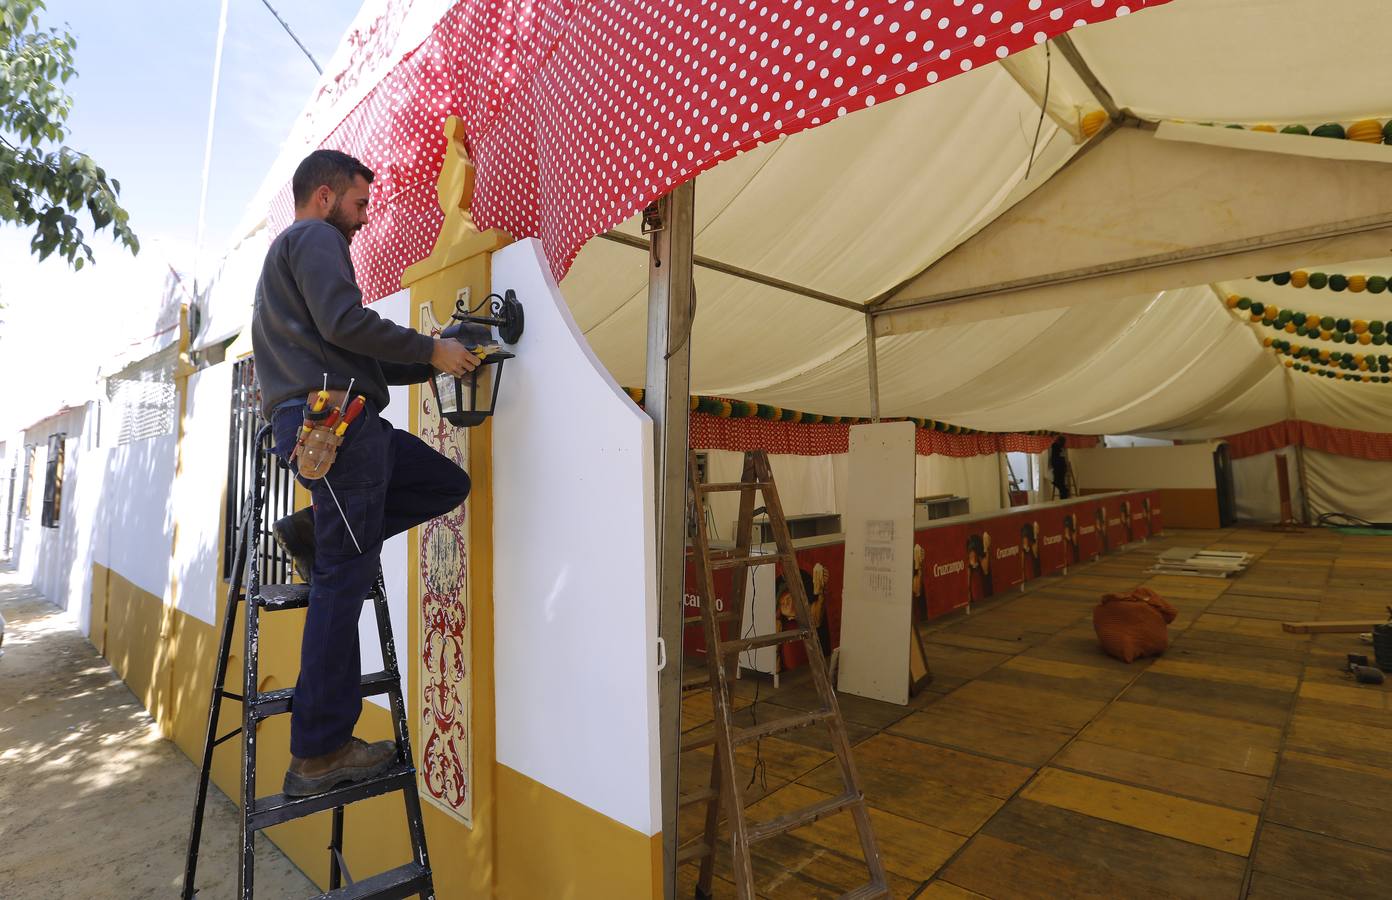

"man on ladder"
[251,148,477,797]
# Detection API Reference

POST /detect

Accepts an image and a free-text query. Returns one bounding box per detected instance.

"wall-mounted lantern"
[430,289,524,427]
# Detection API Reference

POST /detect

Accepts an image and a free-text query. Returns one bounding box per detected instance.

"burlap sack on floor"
[1093,587,1178,663]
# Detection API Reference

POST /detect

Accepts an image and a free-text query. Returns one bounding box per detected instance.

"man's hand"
[431,338,481,377]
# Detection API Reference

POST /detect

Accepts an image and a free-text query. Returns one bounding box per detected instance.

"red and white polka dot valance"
[689,412,1058,457]
[269,0,1169,303]
[268,0,1163,303]
[463,0,1166,279]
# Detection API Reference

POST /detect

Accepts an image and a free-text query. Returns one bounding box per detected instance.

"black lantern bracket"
[446,288,524,347]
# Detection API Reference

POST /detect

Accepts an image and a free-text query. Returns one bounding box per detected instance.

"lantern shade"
[431,349,514,427]
[429,288,524,427]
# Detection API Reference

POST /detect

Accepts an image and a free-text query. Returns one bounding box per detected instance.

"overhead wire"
[257,0,324,74]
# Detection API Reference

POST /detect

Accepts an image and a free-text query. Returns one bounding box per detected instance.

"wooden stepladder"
[682,450,888,899]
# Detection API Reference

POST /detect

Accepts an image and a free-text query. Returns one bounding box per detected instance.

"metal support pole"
[1294,442,1313,525]
[865,313,881,423]
[646,182,696,900]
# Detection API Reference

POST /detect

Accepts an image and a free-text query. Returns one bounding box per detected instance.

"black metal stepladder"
[182,424,434,899]
[682,450,888,900]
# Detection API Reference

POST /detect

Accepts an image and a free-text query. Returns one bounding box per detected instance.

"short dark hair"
[292,149,373,207]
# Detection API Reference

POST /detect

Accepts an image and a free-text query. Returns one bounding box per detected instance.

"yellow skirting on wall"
[496,763,662,900]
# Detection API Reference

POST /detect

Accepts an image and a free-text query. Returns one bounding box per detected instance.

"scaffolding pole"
[645,183,696,899]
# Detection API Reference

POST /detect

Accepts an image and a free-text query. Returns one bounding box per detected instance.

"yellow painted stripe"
[1002,656,1121,682]
[1148,658,1298,693]
[1298,681,1392,710]
[1020,768,1258,856]
[921,882,992,899]
[1281,750,1392,781]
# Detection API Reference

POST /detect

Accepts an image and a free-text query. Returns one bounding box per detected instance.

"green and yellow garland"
[1252,271,1391,293]
[1196,117,1392,145]
[1224,293,1392,346]
[1261,338,1392,383]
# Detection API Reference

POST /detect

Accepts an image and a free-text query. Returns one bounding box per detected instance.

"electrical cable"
[1316,511,1379,529]
[743,567,767,793]
[256,0,323,74]
[1023,41,1052,182]
[193,0,230,291]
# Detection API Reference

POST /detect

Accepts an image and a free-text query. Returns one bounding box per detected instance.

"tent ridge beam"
[598,229,865,312]
[1053,33,1121,120]
[877,212,1392,316]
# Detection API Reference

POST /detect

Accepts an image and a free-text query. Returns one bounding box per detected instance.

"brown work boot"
[282,737,397,797]
[272,507,316,583]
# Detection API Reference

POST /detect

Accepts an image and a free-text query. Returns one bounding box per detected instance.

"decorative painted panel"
[417,299,472,826]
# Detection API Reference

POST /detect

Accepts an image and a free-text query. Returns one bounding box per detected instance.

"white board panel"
[837,421,916,705]
[362,289,413,709]
[492,239,660,836]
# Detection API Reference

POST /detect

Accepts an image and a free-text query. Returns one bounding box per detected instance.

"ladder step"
[681,731,717,752]
[252,671,398,720]
[747,791,862,844]
[247,764,414,831]
[839,883,890,900]
[732,708,835,745]
[681,674,712,692]
[676,840,712,863]
[683,610,739,627]
[679,786,718,807]
[698,481,772,493]
[709,554,779,571]
[310,861,430,899]
[719,629,808,656]
[256,583,310,611]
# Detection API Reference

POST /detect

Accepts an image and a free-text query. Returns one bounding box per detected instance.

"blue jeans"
[271,402,470,758]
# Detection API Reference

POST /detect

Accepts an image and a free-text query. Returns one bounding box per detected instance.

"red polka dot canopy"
[268,0,1169,304]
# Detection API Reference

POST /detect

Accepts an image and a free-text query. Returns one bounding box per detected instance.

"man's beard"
[327,198,361,242]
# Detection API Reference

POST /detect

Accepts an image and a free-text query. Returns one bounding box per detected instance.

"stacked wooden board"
[1146,547,1253,578]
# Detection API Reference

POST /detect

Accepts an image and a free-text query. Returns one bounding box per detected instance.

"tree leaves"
[1,0,137,268]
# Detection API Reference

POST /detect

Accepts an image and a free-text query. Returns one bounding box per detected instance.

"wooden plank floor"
[676,526,1392,899]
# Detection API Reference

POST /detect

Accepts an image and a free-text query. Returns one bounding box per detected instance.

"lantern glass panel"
[466,361,499,415]
[433,371,459,416]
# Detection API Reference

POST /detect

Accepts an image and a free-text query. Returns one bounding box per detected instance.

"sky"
[0,0,362,434]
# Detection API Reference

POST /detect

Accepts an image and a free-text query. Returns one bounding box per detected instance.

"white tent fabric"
[558,0,1392,440]
[192,225,269,352]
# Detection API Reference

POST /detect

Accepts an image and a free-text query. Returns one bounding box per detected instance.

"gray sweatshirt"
[250,218,435,417]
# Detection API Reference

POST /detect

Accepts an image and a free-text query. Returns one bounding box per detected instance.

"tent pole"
[645,182,695,900]
[1053,34,1122,119]
[865,313,881,423]
[599,229,864,312]
[1280,365,1312,525]
[1294,442,1312,525]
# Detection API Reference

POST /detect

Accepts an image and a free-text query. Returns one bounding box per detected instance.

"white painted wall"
[915,453,1007,514]
[16,407,89,607]
[96,428,178,600]
[492,239,660,836]
[168,363,234,626]
[1071,443,1219,490]
[701,446,1006,535]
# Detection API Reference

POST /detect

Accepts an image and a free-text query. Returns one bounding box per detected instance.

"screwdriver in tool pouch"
[302,389,331,435]
[335,395,366,436]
